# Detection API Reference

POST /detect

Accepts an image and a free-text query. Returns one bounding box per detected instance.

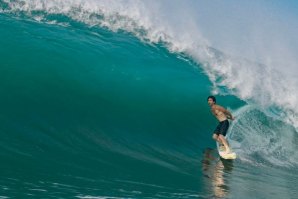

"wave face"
[0,1,298,198]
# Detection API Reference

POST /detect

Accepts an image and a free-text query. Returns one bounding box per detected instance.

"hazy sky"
[187,0,298,70]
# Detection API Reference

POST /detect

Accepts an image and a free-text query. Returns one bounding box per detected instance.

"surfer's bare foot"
[225,148,231,154]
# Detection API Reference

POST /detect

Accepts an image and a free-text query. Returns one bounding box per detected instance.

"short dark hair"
[207,96,216,103]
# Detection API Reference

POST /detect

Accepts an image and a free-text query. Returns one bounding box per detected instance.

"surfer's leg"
[213,134,223,146]
[213,123,223,145]
[212,134,220,142]
[218,134,230,153]
[218,120,230,152]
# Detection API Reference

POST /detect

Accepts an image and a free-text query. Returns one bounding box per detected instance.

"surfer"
[207,96,235,154]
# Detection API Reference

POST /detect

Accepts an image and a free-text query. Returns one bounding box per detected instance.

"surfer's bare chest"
[211,107,226,121]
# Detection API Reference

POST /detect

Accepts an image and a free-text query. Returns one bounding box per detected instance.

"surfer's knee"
[218,134,225,140]
[212,134,218,140]
[218,134,226,143]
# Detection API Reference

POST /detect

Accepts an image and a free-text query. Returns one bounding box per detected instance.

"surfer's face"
[208,98,215,106]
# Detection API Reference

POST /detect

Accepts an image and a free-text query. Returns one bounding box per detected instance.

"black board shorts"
[214,120,229,136]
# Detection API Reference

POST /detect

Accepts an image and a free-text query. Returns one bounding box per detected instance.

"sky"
[186,0,298,71]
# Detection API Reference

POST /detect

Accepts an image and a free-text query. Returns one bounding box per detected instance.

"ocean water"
[0,1,298,198]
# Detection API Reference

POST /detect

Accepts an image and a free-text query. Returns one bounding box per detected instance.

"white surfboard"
[216,142,237,160]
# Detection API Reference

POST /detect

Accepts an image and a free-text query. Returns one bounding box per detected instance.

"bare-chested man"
[207,96,235,153]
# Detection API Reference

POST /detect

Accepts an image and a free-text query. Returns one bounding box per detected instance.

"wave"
[0,0,297,170]
[2,0,297,129]
[228,106,298,168]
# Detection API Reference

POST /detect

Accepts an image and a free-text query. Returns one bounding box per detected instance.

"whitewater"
[0,0,298,198]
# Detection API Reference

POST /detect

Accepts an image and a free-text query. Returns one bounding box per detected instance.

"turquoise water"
[1,2,298,198]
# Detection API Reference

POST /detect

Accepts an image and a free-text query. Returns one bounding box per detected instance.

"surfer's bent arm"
[226,112,234,120]
[225,110,234,120]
